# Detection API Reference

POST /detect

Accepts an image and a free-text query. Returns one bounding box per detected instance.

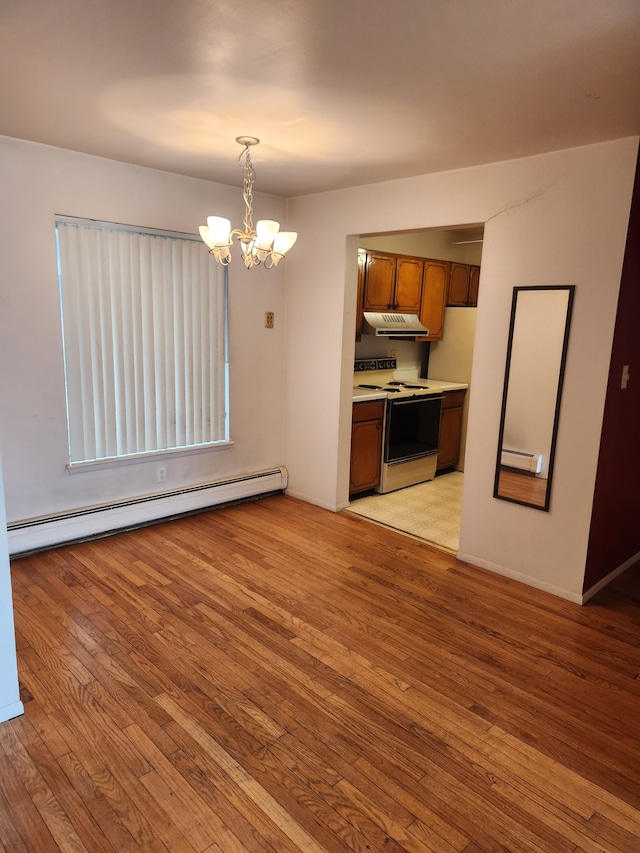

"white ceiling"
[1,0,639,197]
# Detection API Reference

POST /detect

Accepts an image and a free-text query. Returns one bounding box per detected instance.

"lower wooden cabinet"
[437,390,466,471]
[350,400,385,495]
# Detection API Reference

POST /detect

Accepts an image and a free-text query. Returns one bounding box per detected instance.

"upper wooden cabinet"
[394,257,423,313]
[359,251,449,341]
[469,265,480,306]
[417,259,449,341]
[362,251,422,313]
[357,249,478,340]
[447,263,480,306]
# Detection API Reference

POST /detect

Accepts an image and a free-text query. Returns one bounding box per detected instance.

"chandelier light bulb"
[255,219,280,247]
[270,231,298,265]
[254,219,280,261]
[199,138,297,269]
[206,216,232,244]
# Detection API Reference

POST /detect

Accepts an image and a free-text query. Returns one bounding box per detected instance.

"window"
[56,216,228,466]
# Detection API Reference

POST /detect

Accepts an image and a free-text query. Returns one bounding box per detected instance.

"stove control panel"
[354,358,397,372]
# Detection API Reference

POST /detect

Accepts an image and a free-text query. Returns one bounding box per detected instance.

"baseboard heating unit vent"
[500,449,542,474]
[7,467,288,556]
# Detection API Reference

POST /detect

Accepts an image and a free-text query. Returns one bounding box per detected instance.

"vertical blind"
[56,217,227,465]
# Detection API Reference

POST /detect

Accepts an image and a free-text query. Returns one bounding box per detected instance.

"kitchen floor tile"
[345,471,463,553]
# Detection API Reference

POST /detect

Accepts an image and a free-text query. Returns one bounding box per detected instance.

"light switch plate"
[621,364,630,389]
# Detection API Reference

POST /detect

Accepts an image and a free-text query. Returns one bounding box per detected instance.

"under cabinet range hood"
[362,311,429,337]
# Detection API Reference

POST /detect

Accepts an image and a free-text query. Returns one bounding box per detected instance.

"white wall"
[0,449,23,723]
[0,136,288,531]
[428,307,478,470]
[284,138,638,601]
[359,230,483,265]
[354,335,423,376]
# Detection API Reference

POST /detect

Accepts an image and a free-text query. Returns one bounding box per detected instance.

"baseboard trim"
[8,467,288,555]
[456,550,583,605]
[0,700,24,723]
[284,487,345,513]
[581,550,640,603]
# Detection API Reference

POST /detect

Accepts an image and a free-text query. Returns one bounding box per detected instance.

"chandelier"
[199,136,297,269]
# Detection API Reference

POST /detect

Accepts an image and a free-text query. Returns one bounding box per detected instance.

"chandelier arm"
[230,227,255,241]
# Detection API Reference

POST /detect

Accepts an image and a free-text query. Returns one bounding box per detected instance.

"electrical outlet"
[265,311,274,329]
[157,466,167,483]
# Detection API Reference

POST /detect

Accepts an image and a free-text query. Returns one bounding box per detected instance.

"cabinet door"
[363,253,396,311]
[355,250,366,335]
[437,405,463,470]
[394,256,423,312]
[418,260,449,340]
[448,263,471,306]
[468,265,480,306]
[350,419,383,493]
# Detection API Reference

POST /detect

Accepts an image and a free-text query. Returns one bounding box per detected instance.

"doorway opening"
[346,223,484,553]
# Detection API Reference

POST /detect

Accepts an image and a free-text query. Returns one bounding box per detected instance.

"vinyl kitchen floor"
[345,471,463,552]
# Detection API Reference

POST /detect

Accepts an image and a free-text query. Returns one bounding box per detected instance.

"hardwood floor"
[2,494,639,852]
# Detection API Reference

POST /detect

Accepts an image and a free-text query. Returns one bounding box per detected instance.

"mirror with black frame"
[494,285,575,511]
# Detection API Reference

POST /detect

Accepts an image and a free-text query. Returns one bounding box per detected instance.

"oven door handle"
[389,395,443,405]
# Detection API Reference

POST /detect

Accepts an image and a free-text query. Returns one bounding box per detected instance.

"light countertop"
[425,378,469,393]
[352,387,388,402]
[352,378,468,403]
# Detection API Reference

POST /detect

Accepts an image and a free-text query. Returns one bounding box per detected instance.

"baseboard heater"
[7,467,288,556]
[500,449,542,474]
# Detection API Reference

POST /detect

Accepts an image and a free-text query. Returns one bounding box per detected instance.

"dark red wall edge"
[584,147,640,593]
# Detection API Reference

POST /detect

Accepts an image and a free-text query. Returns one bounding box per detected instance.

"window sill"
[66,440,234,474]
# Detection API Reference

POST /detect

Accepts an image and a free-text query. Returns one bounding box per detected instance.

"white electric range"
[354,371,441,399]
[353,359,443,492]
[353,356,443,397]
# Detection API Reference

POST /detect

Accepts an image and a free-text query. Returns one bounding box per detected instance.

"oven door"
[384,395,443,463]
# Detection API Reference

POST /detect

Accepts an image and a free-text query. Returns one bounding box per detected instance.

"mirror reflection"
[494,286,574,510]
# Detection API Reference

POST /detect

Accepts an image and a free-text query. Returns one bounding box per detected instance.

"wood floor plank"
[0,765,50,853]
[265,740,393,852]
[351,757,470,852]
[0,722,89,853]
[248,671,538,852]
[156,692,337,852]
[3,495,640,852]
[56,750,148,851]
[163,719,304,853]
[12,714,140,852]
[52,726,157,847]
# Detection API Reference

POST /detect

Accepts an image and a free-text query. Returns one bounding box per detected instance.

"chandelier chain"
[239,144,255,238]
